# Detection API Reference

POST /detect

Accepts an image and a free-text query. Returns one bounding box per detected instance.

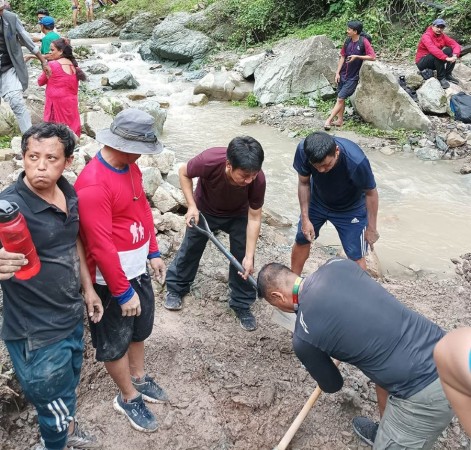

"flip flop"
[324,124,332,131]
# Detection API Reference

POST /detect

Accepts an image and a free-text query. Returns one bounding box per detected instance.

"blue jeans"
[5,322,84,450]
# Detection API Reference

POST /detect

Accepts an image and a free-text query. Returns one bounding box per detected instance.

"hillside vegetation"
[11,0,470,56]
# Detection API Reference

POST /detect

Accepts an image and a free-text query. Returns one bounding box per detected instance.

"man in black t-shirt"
[0,123,101,450]
[257,258,454,449]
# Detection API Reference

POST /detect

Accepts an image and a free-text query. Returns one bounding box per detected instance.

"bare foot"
[332,120,343,127]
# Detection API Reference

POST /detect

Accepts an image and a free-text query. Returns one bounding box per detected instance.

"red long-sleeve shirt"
[75,152,159,303]
[415,27,461,63]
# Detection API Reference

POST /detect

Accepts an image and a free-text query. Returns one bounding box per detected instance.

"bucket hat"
[96,108,163,155]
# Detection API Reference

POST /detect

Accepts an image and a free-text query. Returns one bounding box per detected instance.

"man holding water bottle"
[0,122,101,450]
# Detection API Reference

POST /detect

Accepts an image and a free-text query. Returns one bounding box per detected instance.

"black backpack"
[450,92,471,123]
[343,31,373,55]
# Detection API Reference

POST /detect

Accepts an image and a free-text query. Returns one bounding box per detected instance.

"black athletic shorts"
[90,273,155,362]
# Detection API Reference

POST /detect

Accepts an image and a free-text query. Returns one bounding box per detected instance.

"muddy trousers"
[417,47,455,81]
[166,213,256,310]
[5,322,83,450]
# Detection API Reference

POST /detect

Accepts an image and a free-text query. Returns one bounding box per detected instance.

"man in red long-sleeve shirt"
[75,109,167,434]
[416,18,461,89]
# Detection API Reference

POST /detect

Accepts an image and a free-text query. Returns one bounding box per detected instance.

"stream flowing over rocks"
[0,7,471,449]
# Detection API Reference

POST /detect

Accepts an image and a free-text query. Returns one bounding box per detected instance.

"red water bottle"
[0,200,41,280]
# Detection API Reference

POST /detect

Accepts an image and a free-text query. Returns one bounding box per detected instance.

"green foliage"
[314,98,336,114]
[246,93,259,107]
[0,136,12,149]
[10,0,70,22]
[283,96,310,107]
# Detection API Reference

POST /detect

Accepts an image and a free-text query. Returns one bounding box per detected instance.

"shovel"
[190,212,258,290]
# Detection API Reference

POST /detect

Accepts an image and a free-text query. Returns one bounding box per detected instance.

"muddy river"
[76,39,471,277]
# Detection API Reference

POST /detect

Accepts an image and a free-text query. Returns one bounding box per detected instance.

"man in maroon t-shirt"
[165,136,266,331]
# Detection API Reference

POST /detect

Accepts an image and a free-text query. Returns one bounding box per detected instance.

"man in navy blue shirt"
[291,131,379,274]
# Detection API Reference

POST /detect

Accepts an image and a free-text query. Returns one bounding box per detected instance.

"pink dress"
[38,61,81,136]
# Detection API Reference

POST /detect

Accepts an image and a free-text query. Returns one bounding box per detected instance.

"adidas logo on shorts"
[351,218,359,223]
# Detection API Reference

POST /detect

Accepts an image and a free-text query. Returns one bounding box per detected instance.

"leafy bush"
[246,93,259,107]
[10,0,71,22]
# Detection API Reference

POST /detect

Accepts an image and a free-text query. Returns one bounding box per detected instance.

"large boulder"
[194,70,253,101]
[87,63,110,75]
[107,69,139,90]
[144,13,214,66]
[253,36,338,105]
[353,61,431,131]
[120,13,160,40]
[67,19,120,39]
[417,78,447,114]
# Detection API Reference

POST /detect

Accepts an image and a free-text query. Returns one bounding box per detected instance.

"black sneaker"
[164,291,182,310]
[232,307,257,331]
[352,416,379,447]
[67,420,101,448]
[113,393,158,433]
[132,375,168,403]
[439,78,450,89]
[446,74,459,84]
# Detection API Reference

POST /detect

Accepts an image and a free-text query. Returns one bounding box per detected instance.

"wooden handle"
[273,360,340,450]
[273,386,322,450]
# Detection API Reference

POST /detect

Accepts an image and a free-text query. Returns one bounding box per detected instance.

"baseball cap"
[432,19,446,27]
[39,16,55,26]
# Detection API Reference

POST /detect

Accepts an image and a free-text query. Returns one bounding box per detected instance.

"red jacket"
[415,27,461,63]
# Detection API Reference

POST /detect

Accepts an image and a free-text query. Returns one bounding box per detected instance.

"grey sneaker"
[164,291,182,310]
[439,78,450,89]
[113,393,158,433]
[67,420,101,448]
[232,307,257,331]
[352,416,379,447]
[446,74,459,84]
[132,374,168,403]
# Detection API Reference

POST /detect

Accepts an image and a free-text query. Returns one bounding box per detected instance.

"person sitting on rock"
[257,258,454,449]
[415,18,461,89]
[434,327,471,436]
[324,20,376,130]
[164,136,266,332]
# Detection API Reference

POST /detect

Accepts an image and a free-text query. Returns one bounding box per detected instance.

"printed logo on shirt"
[300,311,309,334]
[130,221,145,244]
[351,217,359,224]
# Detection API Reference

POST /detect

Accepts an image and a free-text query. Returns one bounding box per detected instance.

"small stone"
[447,131,466,148]
[100,77,109,86]
[149,64,162,70]
[127,93,147,101]
[460,164,471,174]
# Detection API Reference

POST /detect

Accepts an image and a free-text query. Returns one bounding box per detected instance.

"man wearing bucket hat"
[0,0,51,133]
[75,109,168,433]
[415,18,461,89]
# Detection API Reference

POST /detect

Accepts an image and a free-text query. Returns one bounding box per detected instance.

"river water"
[75,38,471,277]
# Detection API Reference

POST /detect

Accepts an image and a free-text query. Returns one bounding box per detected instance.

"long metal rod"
[190,213,258,290]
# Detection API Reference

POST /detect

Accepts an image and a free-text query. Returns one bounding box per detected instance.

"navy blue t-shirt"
[293,137,376,212]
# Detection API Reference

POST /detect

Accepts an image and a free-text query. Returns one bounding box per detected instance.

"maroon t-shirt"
[187,147,266,217]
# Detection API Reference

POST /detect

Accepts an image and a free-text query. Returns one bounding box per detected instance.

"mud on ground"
[1,224,471,450]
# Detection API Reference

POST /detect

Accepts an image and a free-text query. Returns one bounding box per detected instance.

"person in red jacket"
[415,18,461,89]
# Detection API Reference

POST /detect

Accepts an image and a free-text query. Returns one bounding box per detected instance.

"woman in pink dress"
[38,38,86,136]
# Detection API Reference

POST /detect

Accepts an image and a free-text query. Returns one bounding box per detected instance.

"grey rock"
[141,166,163,197]
[120,12,160,40]
[353,61,431,131]
[235,53,266,79]
[98,97,126,116]
[254,36,338,105]
[137,100,167,136]
[152,186,179,213]
[435,135,448,152]
[166,162,184,189]
[145,13,214,65]
[405,73,424,90]
[414,147,443,160]
[138,148,175,174]
[189,93,209,106]
[88,63,110,75]
[138,40,156,62]
[453,63,471,82]
[183,70,207,81]
[194,70,253,101]
[108,69,139,90]
[417,78,447,114]
[82,111,113,139]
[67,19,120,39]
[460,164,471,174]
